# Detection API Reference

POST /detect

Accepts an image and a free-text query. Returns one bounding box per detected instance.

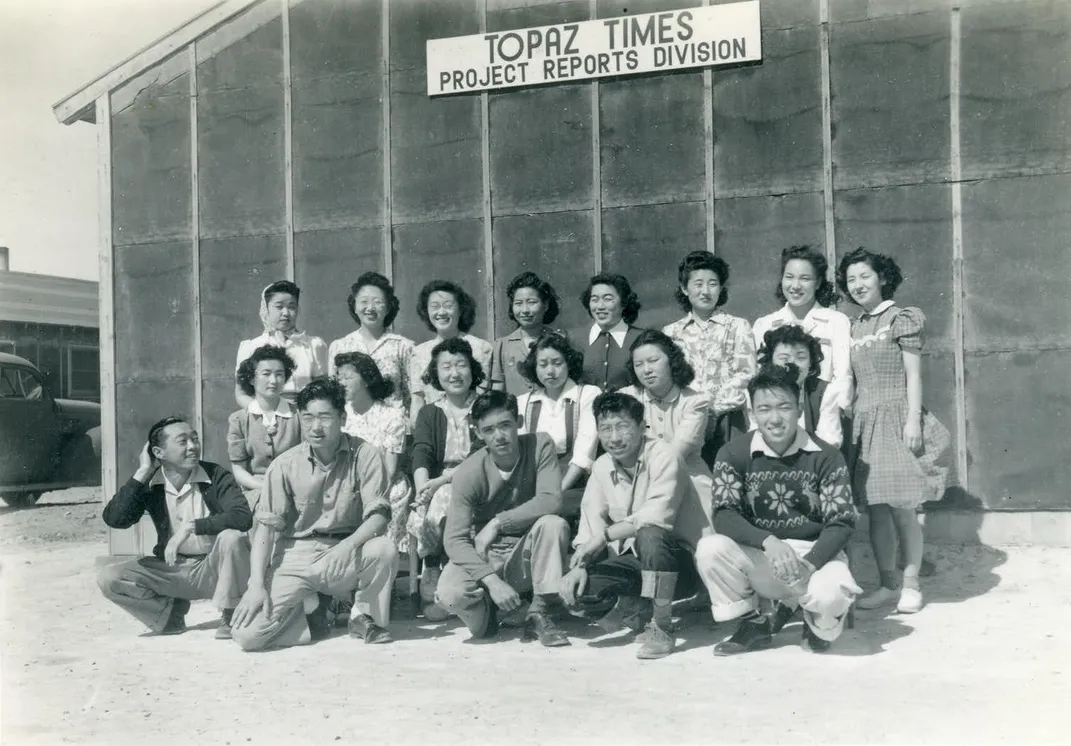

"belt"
[309,530,352,539]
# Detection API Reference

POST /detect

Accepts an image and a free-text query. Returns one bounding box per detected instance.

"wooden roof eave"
[51,0,263,126]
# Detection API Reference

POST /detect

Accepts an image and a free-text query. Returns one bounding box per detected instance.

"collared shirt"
[575,437,709,554]
[236,332,329,396]
[228,399,303,481]
[752,303,853,409]
[153,465,215,556]
[663,311,756,416]
[516,380,599,471]
[749,428,822,459]
[619,384,711,478]
[588,319,630,348]
[248,397,293,430]
[489,328,539,396]
[328,330,415,414]
[256,435,390,538]
[863,300,896,317]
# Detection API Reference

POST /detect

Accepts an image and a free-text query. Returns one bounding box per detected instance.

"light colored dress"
[342,400,414,552]
[328,330,415,415]
[849,302,950,508]
[407,333,493,418]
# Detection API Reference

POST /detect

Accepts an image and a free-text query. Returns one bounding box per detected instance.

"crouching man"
[696,365,861,655]
[230,379,397,650]
[97,417,252,638]
[435,391,572,647]
[559,392,708,660]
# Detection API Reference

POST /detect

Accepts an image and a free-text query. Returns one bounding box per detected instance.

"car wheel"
[1,492,42,509]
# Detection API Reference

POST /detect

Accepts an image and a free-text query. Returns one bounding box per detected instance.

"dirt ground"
[1,490,1068,746]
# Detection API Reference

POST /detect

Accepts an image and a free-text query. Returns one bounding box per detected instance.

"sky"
[0,0,218,280]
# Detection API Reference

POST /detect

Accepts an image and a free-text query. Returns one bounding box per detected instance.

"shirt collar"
[589,319,630,347]
[750,429,822,459]
[644,385,681,407]
[248,398,294,418]
[152,464,212,495]
[862,300,896,317]
[778,303,834,324]
[686,311,727,328]
[533,380,580,404]
[303,434,352,463]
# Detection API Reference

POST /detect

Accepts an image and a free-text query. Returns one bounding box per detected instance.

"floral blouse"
[328,330,415,415]
[663,311,757,416]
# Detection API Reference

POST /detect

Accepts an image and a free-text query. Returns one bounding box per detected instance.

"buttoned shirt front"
[516,381,599,471]
[752,304,853,409]
[256,435,390,538]
[588,319,630,348]
[154,465,216,556]
[236,332,329,397]
[663,311,756,415]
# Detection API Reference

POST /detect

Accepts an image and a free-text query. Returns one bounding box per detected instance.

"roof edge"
[51,0,262,126]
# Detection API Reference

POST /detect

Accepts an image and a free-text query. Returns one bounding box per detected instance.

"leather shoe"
[768,602,797,634]
[214,608,234,640]
[159,598,190,636]
[348,613,393,644]
[636,621,675,660]
[713,613,772,656]
[306,593,332,642]
[471,597,499,640]
[801,624,831,653]
[522,612,571,647]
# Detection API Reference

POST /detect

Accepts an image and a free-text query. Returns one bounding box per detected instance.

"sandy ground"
[1,490,1069,746]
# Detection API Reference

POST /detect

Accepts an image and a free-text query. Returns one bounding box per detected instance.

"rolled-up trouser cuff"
[711,597,759,623]
[640,570,678,602]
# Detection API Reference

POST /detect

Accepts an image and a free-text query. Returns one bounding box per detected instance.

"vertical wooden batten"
[819,0,836,266]
[189,45,204,444]
[479,1,495,334]
[281,0,295,281]
[380,0,393,282]
[949,7,969,491]
[589,0,602,272]
[95,94,124,553]
[702,0,715,256]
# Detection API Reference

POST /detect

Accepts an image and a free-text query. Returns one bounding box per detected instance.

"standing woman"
[334,352,415,559]
[489,271,563,396]
[328,272,415,416]
[407,280,493,423]
[753,245,853,442]
[837,248,950,614]
[515,332,600,519]
[663,252,756,465]
[228,345,303,507]
[578,272,644,391]
[234,280,328,408]
[407,337,485,618]
[620,329,715,532]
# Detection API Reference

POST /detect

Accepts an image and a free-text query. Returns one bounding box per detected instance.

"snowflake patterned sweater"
[710,432,858,569]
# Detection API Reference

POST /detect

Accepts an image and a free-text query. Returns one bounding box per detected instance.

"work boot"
[522,612,571,647]
[159,598,190,635]
[713,612,772,656]
[348,613,393,644]
[596,595,651,635]
[768,601,798,634]
[306,593,332,642]
[214,608,234,640]
[636,620,675,660]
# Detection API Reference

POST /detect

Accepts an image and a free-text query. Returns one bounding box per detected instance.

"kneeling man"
[231,379,397,650]
[97,416,252,638]
[696,365,861,655]
[435,391,572,647]
[560,392,708,659]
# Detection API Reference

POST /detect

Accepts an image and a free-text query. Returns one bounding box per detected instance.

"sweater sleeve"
[410,405,439,474]
[494,434,564,534]
[710,451,772,550]
[442,458,495,581]
[101,476,152,529]
[802,452,858,569]
[193,466,253,535]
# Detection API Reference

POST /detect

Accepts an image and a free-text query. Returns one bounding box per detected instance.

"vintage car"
[0,352,101,508]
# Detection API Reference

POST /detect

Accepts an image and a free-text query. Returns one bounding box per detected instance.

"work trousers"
[583,525,698,603]
[231,534,397,651]
[695,534,861,641]
[96,529,250,632]
[435,514,570,634]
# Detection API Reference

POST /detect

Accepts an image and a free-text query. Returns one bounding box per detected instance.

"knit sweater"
[711,431,857,569]
[443,433,564,581]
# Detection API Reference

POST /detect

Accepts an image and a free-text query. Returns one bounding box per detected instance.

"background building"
[53,0,1070,554]
[0,247,100,402]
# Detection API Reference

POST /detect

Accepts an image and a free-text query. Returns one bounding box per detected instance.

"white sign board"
[426,1,761,96]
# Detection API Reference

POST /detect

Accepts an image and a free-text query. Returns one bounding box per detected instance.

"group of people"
[96,245,950,660]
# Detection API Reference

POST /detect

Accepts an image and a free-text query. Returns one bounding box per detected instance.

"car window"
[0,366,48,401]
[0,367,16,397]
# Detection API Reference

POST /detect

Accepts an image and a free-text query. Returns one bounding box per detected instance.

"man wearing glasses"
[230,378,398,650]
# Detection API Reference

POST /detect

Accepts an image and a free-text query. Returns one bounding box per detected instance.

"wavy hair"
[580,272,642,324]
[333,351,396,402]
[417,280,479,333]
[757,325,824,386]
[626,329,696,389]
[518,331,585,389]
[675,251,730,311]
[236,344,297,397]
[506,271,561,326]
[346,272,400,328]
[422,336,486,392]
[836,247,904,300]
[775,245,838,307]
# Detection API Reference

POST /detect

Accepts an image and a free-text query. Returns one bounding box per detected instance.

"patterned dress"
[849,304,950,508]
[328,330,415,416]
[342,400,414,552]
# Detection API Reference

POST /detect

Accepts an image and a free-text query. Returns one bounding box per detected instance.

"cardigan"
[579,323,643,391]
[410,402,481,478]
[102,461,252,560]
[443,433,564,581]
